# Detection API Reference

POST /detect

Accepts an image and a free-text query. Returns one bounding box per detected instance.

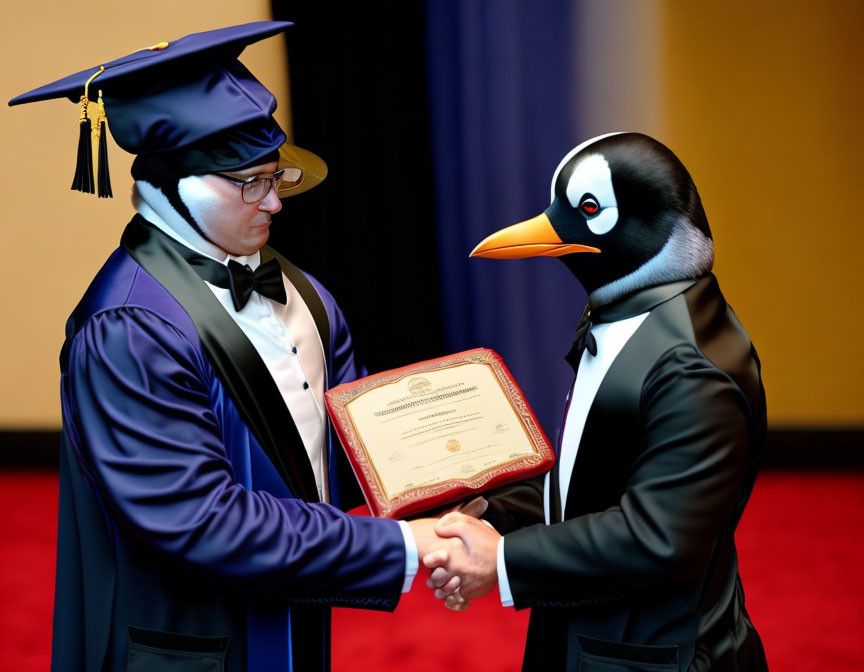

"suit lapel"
[547,386,573,524]
[121,217,320,502]
[561,287,696,519]
[561,319,655,519]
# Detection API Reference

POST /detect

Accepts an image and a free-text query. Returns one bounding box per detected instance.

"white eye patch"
[566,153,619,235]
[550,131,624,203]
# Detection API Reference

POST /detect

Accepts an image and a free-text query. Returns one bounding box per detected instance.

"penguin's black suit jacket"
[484,275,769,672]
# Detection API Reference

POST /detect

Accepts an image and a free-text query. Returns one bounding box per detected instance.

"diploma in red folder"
[324,348,555,519]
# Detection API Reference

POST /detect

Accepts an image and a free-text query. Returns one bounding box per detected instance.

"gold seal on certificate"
[325,348,555,518]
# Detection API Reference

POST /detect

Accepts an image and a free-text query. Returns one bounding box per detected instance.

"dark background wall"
[271,1,444,375]
[273,1,588,438]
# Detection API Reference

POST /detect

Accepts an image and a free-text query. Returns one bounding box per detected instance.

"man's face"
[179,160,283,257]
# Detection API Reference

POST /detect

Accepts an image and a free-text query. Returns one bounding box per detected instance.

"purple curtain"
[424,0,588,439]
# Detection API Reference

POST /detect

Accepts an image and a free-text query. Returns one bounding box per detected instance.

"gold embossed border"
[325,348,554,518]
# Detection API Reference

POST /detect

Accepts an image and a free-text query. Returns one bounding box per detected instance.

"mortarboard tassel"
[70,67,104,195]
[70,95,94,193]
[95,91,112,198]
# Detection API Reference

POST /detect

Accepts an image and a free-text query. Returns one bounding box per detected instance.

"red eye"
[580,196,599,216]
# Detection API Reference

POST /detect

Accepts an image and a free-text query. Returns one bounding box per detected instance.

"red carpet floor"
[1,471,862,671]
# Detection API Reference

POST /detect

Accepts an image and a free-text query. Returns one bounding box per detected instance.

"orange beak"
[469,212,601,259]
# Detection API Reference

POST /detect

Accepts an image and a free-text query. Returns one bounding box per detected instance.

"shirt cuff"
[497,536,514,607]
[397,520,419,593]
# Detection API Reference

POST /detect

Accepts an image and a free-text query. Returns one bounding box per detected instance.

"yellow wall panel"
[660,0,864,425]
[0,2,288,427]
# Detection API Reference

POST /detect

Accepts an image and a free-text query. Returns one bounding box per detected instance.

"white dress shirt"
[137,206,417,591]
[144,213,331,501]
[498,311,649,606]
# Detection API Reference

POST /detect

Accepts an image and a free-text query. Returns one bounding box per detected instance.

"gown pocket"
[126,625,230,672]
[577,634,679,672]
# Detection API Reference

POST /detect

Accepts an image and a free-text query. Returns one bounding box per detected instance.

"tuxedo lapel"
[121,217,320,503]
[561,319,655,519]
[547,387,574,524]
[561,282,697,520]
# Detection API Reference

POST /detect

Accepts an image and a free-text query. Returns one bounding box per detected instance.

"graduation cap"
[8,21,326,198]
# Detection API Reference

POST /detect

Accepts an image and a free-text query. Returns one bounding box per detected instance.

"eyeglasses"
[213,167,304,203]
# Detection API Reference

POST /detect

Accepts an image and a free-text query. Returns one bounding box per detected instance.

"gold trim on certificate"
[325,349,554,518]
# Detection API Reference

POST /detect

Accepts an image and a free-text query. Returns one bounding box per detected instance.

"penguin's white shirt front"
[498,311,648,607]
[553,313,650,516]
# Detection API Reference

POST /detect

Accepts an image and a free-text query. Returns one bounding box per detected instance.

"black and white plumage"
[476,134,769,672]
[472,132,715,306]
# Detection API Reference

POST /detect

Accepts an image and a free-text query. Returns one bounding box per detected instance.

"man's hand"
[406,518,465,566]
[423,511,501,602]
[412,497,487,611]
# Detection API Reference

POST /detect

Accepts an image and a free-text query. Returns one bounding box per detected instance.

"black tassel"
[95,92,112,198]
[97,120,112,198]
[70,96,94,194]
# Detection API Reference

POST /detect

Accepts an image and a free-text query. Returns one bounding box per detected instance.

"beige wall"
[660,0,864,425]
[0,1,288,427]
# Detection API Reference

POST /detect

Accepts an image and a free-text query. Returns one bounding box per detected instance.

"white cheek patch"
[177,175,222,226]
[566,154,619,235]
[584,207,619,235]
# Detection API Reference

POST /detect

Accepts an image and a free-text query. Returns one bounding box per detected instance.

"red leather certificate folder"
[324,348,554,519]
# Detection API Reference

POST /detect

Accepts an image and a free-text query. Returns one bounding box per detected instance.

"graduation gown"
[488,275,768,672]
[52,217,407,672]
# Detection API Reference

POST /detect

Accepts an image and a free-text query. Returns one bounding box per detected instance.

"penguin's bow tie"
[188,256,288,311]
[564,306,597,373]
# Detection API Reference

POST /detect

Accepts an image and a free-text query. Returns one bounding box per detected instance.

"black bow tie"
[564,305,597,373]
[186,255,288,311]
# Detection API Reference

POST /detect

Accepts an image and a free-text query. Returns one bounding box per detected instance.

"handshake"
[407,497,501,610]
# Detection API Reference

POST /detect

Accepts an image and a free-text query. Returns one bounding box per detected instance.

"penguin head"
[471,132,714,306]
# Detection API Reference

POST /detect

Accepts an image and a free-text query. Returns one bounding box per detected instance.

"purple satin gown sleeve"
[64,306,405,602]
